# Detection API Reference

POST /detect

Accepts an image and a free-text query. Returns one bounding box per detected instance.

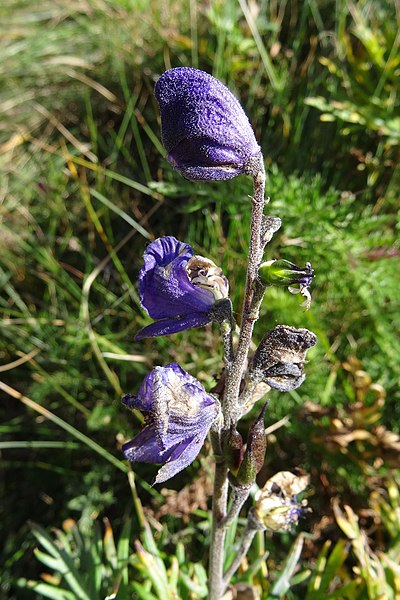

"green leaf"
[30,523,92,600]
[17,579,76,600]
[117,519,132,585]
[33,548,66,573]
[269,534,304,597]
[318,539,349,593]
[131,581,159,600]
[83,522,102,597]
[131,543,171,599]
[103,517,118,570]
[179,570,208,597]
[30,523,65,560]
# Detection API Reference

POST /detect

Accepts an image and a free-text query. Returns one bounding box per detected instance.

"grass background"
[1,0,399,598]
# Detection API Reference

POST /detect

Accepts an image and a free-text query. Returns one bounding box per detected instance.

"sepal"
[232,402,268,486]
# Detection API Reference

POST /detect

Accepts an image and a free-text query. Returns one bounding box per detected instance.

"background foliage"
[1,0,399,598]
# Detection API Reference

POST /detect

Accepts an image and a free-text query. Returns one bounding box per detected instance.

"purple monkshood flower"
[154,67,262,181]
[135,236,229,340]
[122,363,221,484]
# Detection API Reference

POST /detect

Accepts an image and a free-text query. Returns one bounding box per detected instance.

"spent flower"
[250,325,317,392]
[154,67,262,181]
[122,363,220,484]
[136,236,228,340]
[252,470,310,531]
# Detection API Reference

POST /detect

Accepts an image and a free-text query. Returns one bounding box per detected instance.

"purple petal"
[121,393,140,410]
[151,363,218,440]
[139,236,214,320]
[154,428,210,484]
[168,138,246,181]
[122,425,165,463]
[135,312,212,340]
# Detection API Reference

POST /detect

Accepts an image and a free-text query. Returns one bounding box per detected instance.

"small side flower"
[154,67,262,181]
[252,470,310,531]
[122,363,220,484]
[135,236,229,340]
[258,259,314,310]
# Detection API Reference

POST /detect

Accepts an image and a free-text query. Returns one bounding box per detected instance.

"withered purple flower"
[135,236,229,340]
[252,470,309,531]
[122,363,220,484]
[250,325,317,392]
[154,67,262,181]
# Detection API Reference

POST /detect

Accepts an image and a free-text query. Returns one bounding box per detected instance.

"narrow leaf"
[18,579,76,600]
[270,534,304,597]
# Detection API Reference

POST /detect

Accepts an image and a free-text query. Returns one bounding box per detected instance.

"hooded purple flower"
[154,67,261,181]
[122,363,220,484]
[135,236,229,340]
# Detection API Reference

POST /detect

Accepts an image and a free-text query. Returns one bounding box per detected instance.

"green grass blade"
[269,534,305,597]
[33,548,66,572]
[318,539,349,594]
[0,441,80,449]
[103,518,118,570]
[17,579,76,600]
[30,524,92,600]
[237,0,282,91]
[179,570,208,597]
[0,381,128,473]
[89,188,150,240]
[131,582,159,600]
[117,519,132,585]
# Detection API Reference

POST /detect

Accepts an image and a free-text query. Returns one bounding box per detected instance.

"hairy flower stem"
[221,485,252,528]
[222,520,261,587]
[220,317,234,367]
[209,460,229,600]
[222,163,266,428]
[209,163,266,599]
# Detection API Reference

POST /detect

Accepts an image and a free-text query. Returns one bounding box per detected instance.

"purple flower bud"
[122,363,220,484]
[135,236,229,340]
[154,67,262,181]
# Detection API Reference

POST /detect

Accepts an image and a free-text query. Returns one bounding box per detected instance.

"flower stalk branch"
[220,484,252,528]
[222,519,262,588]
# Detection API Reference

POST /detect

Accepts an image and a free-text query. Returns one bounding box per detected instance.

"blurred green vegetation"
[1,0,399,598]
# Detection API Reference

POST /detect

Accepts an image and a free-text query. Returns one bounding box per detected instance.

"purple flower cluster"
[125,235,227,483]
[122,363,220,484]
[120,67,316,498]
[155,67,261,181]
